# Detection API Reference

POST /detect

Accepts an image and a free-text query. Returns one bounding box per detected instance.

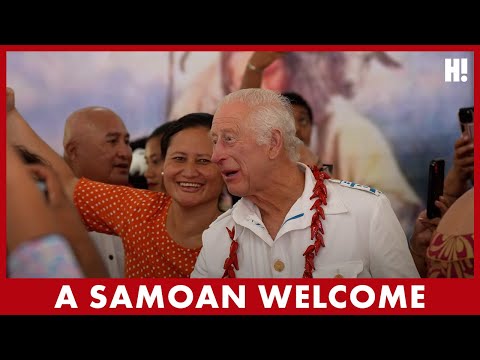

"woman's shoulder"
[437,187,474,236]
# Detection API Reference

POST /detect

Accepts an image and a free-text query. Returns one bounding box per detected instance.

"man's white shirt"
[191,163,419,278]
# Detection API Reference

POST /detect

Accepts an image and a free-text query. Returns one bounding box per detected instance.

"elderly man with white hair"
[169,51,422,238]
[191,88,420,279]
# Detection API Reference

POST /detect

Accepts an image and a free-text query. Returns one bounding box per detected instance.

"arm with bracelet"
[240,51,285,89]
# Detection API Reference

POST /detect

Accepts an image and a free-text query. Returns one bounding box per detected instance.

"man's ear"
[268,129,283,159]
[64,141,77,161]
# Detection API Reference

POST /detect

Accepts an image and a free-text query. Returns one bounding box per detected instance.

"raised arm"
[6,87,78,200]
[7,143,108,277]
[443,134,474,204]
[240,51,285,89]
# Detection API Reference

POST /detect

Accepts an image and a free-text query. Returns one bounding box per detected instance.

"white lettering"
[329,285,346,308]
[350,285,375,309]
[445,58,468,82]
[258,285,292,308]
[222,285,245,308]
[313,285,327,308]
[55,285,78,308]
[90,285,107,309]
[378,285,407,308]
[411,285,425,308]
[445,58,460,82]
[110,285,132,308]
[136,285,164,308]
[168,285,194,309]
[196,285,219,308]
[296,285,310,308]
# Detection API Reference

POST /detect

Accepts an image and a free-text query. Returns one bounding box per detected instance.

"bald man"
[63,107,132,185]
[63,106,132,277]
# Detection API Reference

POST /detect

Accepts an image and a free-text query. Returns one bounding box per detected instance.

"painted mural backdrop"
[6,50,474,236]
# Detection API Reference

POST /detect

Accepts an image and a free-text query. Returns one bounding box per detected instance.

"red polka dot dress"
[74,178,201,278]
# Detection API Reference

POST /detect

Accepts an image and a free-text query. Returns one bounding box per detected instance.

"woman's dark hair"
[148,121,177,143]
[14,145,49,165]
[128,122,179,190]
[160,113,213,159]
[282,92,313,124]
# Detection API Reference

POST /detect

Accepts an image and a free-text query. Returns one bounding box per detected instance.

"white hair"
[217,88,302,162]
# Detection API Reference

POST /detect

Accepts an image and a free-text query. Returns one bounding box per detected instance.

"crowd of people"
[6,52,474,279]
[170,51,423,236]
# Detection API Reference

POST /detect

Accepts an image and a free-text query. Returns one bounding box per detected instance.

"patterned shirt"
[8,234,84,278]
[427,233,474,278]
[74,177,200,278]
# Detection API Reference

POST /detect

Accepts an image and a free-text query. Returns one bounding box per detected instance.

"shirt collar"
[232,163,348,237]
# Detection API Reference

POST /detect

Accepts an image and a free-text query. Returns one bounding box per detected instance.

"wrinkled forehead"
[85,113,128,134]
[92,109,125,126]
[212,101,252,133]
[75,121,128,148]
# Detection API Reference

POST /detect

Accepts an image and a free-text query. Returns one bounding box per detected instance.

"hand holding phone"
[426,159,445,219]
[458,107,474,140]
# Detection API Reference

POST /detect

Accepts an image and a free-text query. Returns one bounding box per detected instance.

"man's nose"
[211,143,225,164]
[117,142,133,159]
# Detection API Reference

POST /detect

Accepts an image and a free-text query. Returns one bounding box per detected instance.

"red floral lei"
[222,166,329,278]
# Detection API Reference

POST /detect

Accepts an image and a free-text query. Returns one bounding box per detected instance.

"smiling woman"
[7,87,226,278]
[72,113,226,277]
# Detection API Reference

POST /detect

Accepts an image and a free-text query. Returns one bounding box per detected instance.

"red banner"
[0,278,477,315]
[2,44,479,316]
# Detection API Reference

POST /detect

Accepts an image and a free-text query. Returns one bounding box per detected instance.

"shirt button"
[273,260,285,272]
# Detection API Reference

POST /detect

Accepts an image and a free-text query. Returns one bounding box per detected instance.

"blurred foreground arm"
[28,163,109,277]
[7,144,101,277]
[6,100,108,277]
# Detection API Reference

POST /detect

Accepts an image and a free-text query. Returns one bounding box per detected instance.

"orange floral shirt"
[74,178,201,278]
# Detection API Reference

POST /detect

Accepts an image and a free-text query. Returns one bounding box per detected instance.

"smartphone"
[458,107,474,140]
[426,159,445,219]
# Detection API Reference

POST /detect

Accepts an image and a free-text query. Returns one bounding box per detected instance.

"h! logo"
[445,58,468,82]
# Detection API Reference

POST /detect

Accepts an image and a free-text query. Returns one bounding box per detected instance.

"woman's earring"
[161,171,164,176]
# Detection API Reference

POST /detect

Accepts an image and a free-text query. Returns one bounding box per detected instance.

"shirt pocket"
[313,260,364,278]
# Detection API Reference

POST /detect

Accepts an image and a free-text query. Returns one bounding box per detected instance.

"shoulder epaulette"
[328,179,383,196]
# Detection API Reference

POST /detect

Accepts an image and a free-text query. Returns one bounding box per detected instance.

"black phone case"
[458,107,474,124]
[458,106,474,139]
[426,159,445,219]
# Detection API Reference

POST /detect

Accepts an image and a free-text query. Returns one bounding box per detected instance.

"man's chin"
[226,185,245,198]
[111,175,130,186]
